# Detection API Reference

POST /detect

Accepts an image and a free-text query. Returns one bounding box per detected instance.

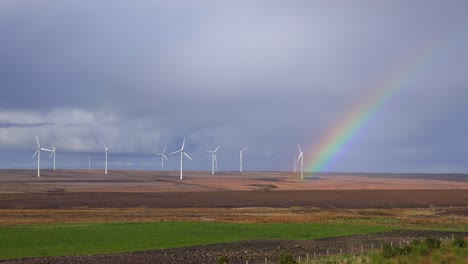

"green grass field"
[0,222,391,260]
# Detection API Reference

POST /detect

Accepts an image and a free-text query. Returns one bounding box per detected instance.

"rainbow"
[306,34,453,174]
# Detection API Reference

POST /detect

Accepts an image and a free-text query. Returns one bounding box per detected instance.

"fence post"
[265,257,267,264]
[298,256,301,263]
[306,253,309,262]
[371,244,374,250]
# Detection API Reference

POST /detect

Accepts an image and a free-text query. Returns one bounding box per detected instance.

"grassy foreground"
[0,222,390,260]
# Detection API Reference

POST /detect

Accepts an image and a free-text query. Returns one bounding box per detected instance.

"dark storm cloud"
[0,121,54,128]
[0,1,468,171]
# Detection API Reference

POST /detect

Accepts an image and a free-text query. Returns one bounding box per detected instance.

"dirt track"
[0,190,467,209]
[2,231,465,264]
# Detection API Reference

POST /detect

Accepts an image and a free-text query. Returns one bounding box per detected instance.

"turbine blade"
[32,150,38,159]
[241,147,248,152]
[104,144,108,151]
[184,152,192,160]
[205,150,213,153]
[156,153,163,156]
[163,155,168,161]
[296,154,303,163]
[214,145,220,153]
[49,151,54,158]
[169,150,181,155]
[163,146,167,153]
[298,143,302,153]
[36,136,40,147]
[181,137,185,150]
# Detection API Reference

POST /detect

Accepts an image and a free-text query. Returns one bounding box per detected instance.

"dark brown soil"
[2,231,465,264]
[0,190,467,209]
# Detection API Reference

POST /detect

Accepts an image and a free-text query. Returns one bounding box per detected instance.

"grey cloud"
[0,1,468,172]
[0,121,54,128]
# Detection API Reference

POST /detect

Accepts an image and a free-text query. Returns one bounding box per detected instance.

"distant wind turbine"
[104,144,108,175]
[170,137,192,180]
[32,136,52,177]
[49,146,56,170]
[157,146,168,170]
[293,154,296,173]
[205,145,220,175]
[240,147,247,173]
[88,155,91,169]
[296,143,304,179]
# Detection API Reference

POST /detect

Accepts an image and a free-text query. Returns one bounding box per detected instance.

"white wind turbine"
[88,155,91,169]
[293,154,296,173]
[170,137,192,180]
[104,144,109,175]
[205,145,220,175]
[32,136,52,177]
[157,146,168,170]
[240,147,247,173]
[49,146,56,170]
[296,143,304,179]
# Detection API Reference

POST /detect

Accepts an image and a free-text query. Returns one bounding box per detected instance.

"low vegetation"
[0,222,390,260]
[295,236,467,263]
[0,207,466,231]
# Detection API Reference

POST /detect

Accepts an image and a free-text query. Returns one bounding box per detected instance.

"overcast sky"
[1,1,467,172]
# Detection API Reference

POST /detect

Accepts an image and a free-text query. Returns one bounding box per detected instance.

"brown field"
[0,169,466,226]
[1,169,467,193]
[0,207,466,227]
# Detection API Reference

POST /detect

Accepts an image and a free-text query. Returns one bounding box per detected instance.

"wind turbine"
[49,146,56,170]
[104,144,108,175]
[156,146,168,170]
[240,147,247,173]
[88,156,91,169]
[296,143,304,179]
[169,137,192,180]
[32,136,52,177]
[293,154,296,173]
[205,145,220,175]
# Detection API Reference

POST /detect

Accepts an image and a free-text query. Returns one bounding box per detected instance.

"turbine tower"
[205,145,220,175]
[49,146,56,170]
[296,143,304,179]
[170,137,192,180]
[240,147,247,173]
[32,136,52,177]
[88,155,91,169]
[157,146,168,170]
[104,145,108,175]
[293,154,296,173]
